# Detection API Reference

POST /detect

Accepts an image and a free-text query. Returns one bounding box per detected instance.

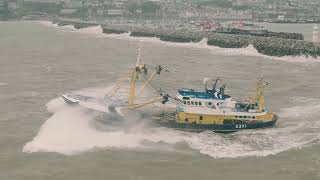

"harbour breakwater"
[54,20,320,58]
[215,28,304,40]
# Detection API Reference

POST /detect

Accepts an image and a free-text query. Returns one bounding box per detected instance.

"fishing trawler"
[154,78,278,133]
[61,45,277,133]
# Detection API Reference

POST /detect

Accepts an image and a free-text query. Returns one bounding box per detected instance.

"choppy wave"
[23,85,320,158]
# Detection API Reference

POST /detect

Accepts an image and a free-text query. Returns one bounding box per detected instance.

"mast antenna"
[136,41,143,67]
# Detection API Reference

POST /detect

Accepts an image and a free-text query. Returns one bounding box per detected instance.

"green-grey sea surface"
[0,21,320,180]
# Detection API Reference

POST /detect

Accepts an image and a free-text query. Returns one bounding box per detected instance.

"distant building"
[60,0,82,16]
[60,8,76,15]
[63,0,82,9]
[107,9,123,16]
[0,0,8,12]
[112,0,128,8]
[313,25,319,43]
[232,0,262,7]
[7,0,23,11]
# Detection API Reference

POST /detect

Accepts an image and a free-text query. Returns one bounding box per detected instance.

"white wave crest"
[77,25,103,34]
[62,24,76,30]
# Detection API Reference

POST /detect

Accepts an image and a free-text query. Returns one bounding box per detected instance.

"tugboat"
[155,78,278,133]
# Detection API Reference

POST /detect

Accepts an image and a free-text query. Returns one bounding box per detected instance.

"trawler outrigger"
[61,45,170,113]
[62,45,277,133]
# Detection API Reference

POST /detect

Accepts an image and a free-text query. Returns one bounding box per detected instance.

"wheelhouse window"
[199,102,202,106]
[199,116,203,120]
[252,116,256,119]
[191,101,194,105]
[208,102,212,106]
[195,102,198,106]
[235,116,238,118]
[187,101,190,105]
[239,116,243,118]
[183,101,186,105]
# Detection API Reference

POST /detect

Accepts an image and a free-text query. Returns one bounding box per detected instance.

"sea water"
[0,21,319,180]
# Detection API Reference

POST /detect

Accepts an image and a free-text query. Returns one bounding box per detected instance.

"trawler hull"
[156,120,277,133]
[153,115,278,133]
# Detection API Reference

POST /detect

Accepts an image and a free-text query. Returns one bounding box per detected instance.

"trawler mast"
[109,44,167,109]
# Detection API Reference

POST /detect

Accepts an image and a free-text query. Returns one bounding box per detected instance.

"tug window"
[191,101,194,105]
[243,116,247,119]
[208,102,212,106]
[199,102,202,106]
[183,101,186,105]
[252,116,256,119]
[195,102,198,106]
[239,116,243,118]
[235,116,238,118]
[199,116,203,120]
[187,101,190,105]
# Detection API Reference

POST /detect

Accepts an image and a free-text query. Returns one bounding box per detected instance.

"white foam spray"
[62,25,76,30]
[77,25,103,34]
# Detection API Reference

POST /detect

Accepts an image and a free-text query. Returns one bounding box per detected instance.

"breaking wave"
[23,85,320,158]
[77,25,103,34]
[61,24,76,30]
